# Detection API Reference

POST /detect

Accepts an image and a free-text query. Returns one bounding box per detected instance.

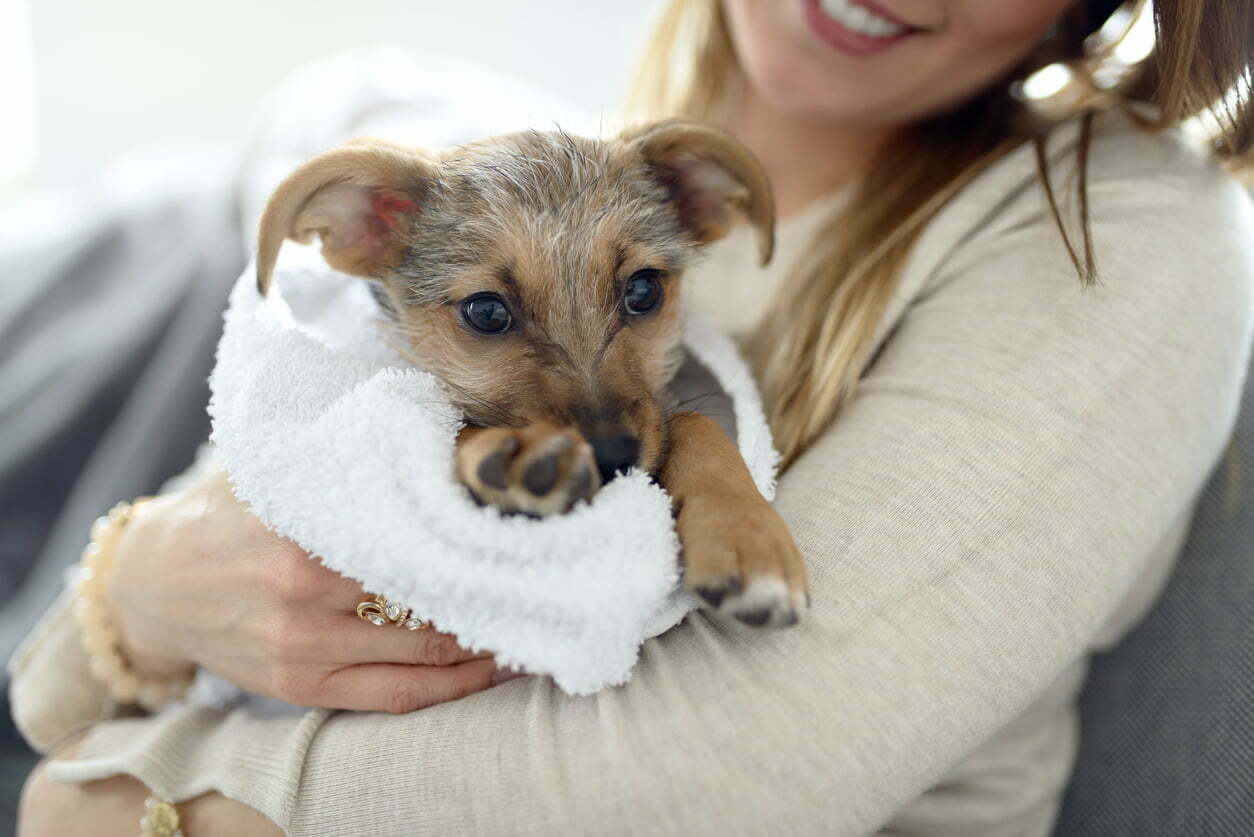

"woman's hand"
[104,462,504,713]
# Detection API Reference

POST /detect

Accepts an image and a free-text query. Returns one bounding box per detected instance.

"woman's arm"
[271,139,1252,835]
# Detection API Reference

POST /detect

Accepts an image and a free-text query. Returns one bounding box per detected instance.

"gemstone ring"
[356,594,432,631]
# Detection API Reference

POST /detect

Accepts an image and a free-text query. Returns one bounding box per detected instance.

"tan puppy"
[256,121,808,627]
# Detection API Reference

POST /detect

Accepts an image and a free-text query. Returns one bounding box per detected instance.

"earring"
[1012,0,1155,123]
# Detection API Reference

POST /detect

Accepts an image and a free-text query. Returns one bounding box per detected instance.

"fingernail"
[491,667,526,686]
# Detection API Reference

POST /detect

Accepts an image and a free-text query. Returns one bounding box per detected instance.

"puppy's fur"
[256,121,807,627]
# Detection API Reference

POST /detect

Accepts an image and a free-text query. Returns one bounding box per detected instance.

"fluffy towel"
[209,244,779,695]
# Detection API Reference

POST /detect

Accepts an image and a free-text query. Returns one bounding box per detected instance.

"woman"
[15,0,1254,834]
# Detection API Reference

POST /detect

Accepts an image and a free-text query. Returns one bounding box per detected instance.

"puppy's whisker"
[670,390,725,409]
[440,383,516,427]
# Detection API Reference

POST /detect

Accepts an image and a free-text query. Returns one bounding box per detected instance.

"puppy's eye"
[623,269,663,316]
[461,293,513,334]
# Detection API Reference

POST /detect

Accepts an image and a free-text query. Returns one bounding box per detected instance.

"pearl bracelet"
[139,796,183,837]
[72,499,193,712]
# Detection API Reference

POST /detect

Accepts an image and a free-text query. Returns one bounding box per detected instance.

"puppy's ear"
[629,120,775,266]
[255,141,436,294]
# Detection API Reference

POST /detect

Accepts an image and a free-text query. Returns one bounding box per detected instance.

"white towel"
[208,241,778,696]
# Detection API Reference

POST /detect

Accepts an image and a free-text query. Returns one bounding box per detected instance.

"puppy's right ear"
[627,120,775,267]
[256,142,436,294]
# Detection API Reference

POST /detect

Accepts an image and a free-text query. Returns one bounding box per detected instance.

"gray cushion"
[0,175,243,665]
[1056,351,1254,834]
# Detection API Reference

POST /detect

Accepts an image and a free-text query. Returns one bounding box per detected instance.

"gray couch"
[1056,351,1253,831]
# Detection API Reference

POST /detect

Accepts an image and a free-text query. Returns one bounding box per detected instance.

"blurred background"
[1,0,665,190]
[0,2,663,832]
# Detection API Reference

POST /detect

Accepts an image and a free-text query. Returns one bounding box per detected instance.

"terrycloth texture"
[14,56,1254,837]
[207,245,777,695]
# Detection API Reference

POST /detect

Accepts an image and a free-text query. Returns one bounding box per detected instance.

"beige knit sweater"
[12,113,1254,836]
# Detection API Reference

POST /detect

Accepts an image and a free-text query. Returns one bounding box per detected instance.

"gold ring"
[356,594,432,631]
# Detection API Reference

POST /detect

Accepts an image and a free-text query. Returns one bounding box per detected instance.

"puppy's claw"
[678,495,808,630]
[695,586,725,608]
[733,608,772,627]
[694,576,743,609]
[725,577,803,629]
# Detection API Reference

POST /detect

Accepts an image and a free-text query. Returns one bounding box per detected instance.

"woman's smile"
[726,0,1071,126]
[803,0,922,55]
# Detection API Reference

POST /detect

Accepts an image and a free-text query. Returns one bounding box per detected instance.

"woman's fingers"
[335,619,494,666]
[274,548,490,666]
[310,573,490,666]
[310,659,500,713]
[265,557,489,667]
[243,517,491,669]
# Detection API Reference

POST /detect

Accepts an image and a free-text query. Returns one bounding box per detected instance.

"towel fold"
[208,243,778,694]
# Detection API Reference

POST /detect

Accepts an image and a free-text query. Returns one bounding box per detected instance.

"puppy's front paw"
[458,423,600,517]
[678,494,808,628]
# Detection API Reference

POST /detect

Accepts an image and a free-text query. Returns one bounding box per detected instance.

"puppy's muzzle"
[588,434,640,483]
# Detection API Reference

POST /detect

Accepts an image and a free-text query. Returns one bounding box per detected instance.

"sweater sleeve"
[8,446,220,754]
[7,588,114,754]
[40,131,1254,836]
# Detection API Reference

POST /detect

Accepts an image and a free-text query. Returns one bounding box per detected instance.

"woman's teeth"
[817,0,907,37]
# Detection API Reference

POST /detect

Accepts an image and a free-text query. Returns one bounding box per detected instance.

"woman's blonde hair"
[628,0,1253,468]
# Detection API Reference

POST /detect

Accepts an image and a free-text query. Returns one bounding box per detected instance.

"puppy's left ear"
[629,120,775,266]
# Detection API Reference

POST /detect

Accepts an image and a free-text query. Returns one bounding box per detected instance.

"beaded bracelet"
[72,499,193,712]
[139,796,183,837]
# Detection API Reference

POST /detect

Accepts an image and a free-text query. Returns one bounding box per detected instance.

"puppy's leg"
[457,423,600,517]
[661,412,808,627]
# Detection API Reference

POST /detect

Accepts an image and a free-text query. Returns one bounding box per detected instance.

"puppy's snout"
[589,434,640,483]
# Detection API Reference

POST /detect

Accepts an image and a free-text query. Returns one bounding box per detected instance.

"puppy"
[255,121,808,627]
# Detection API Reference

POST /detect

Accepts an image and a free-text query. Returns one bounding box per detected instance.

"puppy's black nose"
[589,434,640,483]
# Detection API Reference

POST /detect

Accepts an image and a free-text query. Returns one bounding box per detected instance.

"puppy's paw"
[458,423,600,517]
[678,494,809,628]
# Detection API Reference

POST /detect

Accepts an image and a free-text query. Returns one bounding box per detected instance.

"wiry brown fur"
[380,129,696,473]
[255,121,807,627]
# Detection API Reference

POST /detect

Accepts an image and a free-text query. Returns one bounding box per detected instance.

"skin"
[22,1,1077,832]
[103,465,504,712]
[20,734,282,837]
[724,0,1074,215]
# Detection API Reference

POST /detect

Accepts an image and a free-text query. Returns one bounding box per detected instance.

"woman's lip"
[802,0,918,57]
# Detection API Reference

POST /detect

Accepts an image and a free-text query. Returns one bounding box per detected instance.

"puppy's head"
[256,121,773,482]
